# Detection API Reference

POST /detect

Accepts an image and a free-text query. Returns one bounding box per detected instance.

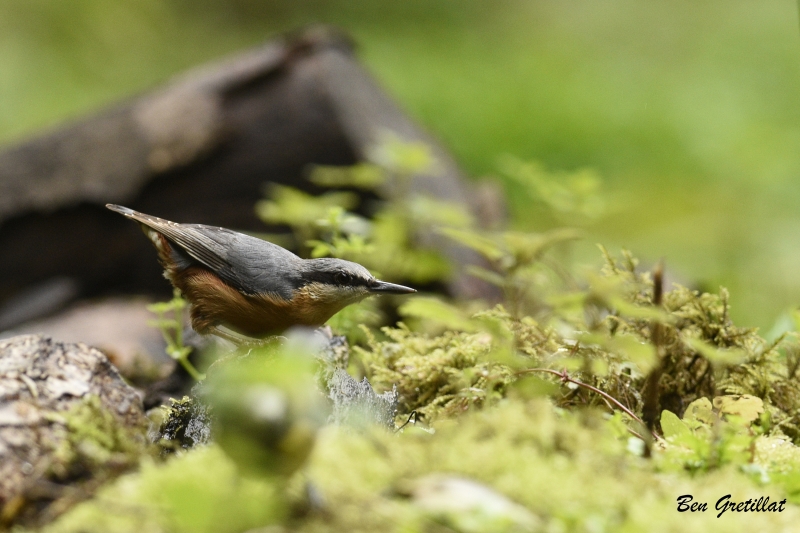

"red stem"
[517,367,659,440]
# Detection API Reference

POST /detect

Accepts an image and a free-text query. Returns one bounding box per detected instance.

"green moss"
[300,399,800,532]
[46,394,149,485]
[2,395,151,529]
[354,246,800,487]
[151,396,212,453]
[38,396,800,533]
[38,445,284,533]
[33,272,800,532]
[356,323,514,421]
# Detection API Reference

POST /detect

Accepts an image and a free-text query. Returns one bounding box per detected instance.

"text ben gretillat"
[677,494,786,518]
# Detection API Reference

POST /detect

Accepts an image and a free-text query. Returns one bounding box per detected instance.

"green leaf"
[511,374,560,398]
[579,332,657,373]
[683,337,747,366]
[309,162,386,189]
[713,395,764,425]
[146,302,171,314]
[683,397,715,426]
[465,265,506,288]
[256,186,358,227]
[439,227,505,262]
[502,228,583,267]
[367,134,438,176]
[499,156,606,223]
[307,240,335,258]
[398,296,479,332]
[408,196,474,228]
[661,410,692,442]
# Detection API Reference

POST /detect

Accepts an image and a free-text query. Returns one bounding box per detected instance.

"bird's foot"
[238,335,286,351]
[208,326,285,351]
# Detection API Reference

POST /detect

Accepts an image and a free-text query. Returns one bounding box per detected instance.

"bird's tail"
[106,204,174,229]
[106,204,139,218]
[106,204,191,278]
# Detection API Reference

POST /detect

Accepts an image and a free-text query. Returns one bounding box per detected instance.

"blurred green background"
[1,0,799,330]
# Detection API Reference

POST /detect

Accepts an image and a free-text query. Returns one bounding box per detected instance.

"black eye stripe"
[299,268,369,288]
[333,271,370,286]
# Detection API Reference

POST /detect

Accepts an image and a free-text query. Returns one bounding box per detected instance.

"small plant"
[147,290,204,381]
[253,137,474,340]
[440,225,583,318]
[499,156,607,227]
[659,395,764,474]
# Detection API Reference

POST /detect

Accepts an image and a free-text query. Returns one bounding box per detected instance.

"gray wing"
[185,224,304,299]
[107,205,302,299]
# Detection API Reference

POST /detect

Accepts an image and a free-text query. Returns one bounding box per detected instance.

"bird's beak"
[369,280,416,294]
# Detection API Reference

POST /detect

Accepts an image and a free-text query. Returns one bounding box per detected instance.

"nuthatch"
[107,205,415,344]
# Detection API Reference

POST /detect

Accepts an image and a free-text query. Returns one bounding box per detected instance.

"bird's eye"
[334,272,350,285]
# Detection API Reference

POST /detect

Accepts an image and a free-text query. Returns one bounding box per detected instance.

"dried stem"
[516,367,659,440]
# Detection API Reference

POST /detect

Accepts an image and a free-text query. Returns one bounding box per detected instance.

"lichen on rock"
[0,334,148,527]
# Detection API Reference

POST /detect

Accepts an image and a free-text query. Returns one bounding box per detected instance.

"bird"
[106,204,415,345]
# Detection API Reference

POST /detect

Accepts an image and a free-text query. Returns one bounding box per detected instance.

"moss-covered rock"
[36,445,284,533]
[0,335,148,528]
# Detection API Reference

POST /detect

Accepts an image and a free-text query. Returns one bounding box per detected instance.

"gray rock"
[327,368,398,430]
[314,326,398,430]
[405,475,540,533]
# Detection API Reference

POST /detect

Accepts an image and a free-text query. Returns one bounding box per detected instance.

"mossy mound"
[36,398,800,533]
[27,148,800,531]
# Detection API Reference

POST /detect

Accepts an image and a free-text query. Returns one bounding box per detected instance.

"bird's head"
[298,258,415,313]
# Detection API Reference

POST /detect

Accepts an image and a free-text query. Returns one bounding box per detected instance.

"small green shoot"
[147,290,204,381]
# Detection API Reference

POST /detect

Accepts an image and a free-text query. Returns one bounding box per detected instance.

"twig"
[640,261,665,457]
[516,367,659,440]
[395,411,418,433]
